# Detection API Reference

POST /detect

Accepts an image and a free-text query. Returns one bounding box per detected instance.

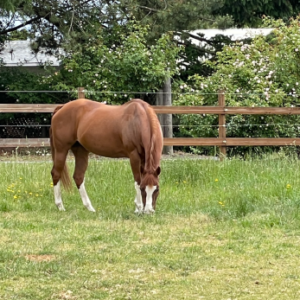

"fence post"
[156,78,173,155]
[162,77,173,155]
[78,87,85,98]
[218,90,226,159]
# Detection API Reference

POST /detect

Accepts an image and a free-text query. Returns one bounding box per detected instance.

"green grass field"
[1,155,300,299]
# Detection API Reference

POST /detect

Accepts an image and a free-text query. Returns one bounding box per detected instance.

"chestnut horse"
[50,98,163,213]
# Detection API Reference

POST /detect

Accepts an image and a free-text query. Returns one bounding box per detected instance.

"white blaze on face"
[144,185,157,213]
[54,181,65,211]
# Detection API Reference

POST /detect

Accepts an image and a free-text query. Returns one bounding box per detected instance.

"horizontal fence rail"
[0,104,57,113]
[1,89,300,158]
[154,106,300,115]
[2,104,300,115]
[163,138,300,146]
[0,138,50,148]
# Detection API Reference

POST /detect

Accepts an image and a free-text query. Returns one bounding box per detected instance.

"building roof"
[0,40,60,67]
[188,28,273,45]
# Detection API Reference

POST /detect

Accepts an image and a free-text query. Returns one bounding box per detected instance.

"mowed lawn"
[1,155,300,299]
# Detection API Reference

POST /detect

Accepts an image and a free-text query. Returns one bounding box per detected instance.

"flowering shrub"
[174,17,300,155]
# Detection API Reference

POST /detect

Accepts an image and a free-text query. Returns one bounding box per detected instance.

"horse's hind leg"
[51,149,69,211]
[71,143,96,212]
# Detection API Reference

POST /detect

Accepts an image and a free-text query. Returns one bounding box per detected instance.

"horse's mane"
[128,99,162,173]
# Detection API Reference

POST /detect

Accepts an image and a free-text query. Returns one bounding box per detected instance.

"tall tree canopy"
[216,0,300,27]
[0,0,233,51]
[0,0,125,52]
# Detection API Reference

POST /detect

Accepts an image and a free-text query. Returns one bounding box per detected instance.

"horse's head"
[139,166,161,213]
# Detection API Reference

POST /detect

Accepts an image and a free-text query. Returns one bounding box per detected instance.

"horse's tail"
[50,105,72,191]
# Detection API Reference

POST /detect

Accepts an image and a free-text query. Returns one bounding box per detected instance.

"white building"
[0,40,60,73]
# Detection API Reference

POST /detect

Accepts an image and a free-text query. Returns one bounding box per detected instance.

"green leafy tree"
[0,0,127,53]
[43,22,181,103]
[128,0,234,79]
[127,0,233,39]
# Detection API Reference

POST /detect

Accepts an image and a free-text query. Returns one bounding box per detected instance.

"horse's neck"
[132,101,162,171]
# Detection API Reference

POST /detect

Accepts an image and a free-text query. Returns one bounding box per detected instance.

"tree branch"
[174,31,216,46]
[136,5,168,12]
[0,16,41,34]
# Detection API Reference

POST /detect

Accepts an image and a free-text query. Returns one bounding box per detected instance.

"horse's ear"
[156,166,161,176]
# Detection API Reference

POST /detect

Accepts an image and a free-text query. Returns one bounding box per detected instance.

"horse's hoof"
[57,204,66,211]
[86,205,96,212]
[143,208,155,214]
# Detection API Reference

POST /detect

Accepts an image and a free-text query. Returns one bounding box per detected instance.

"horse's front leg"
[78,180,96,212]
[134,182,143,213]
[129,152,143,213]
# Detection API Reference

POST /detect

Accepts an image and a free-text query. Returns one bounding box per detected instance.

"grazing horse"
[50,98,163,213]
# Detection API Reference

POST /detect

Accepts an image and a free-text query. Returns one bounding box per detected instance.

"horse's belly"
[76,109,139,158]
[79,135,129,158]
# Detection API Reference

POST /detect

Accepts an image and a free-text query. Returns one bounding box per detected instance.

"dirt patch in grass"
[24,254,56,262]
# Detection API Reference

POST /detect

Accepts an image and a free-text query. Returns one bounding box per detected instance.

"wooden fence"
[2,88,300,157]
